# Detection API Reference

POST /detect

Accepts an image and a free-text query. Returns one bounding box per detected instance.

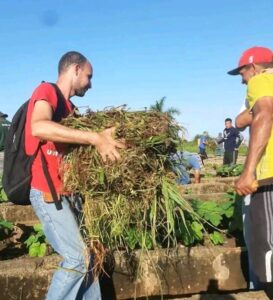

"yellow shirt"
[247,72,273,181]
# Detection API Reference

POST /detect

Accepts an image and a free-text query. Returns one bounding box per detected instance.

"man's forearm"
[31,120,99,145]
[243,113,272,175]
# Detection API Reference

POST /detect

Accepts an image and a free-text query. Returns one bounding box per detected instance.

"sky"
[0,0,273,140]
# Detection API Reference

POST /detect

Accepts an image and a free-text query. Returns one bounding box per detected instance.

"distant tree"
[149,97,180,120]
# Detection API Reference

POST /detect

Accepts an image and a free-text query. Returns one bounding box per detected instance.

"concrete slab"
[0,246,249,299]
[172,290,269,300]
[0,203,38,223]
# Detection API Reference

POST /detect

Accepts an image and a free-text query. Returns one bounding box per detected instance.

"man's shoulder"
[247,73,273,108]
[248,72,273,89]
[32,82,55,95]
[30,82,58,109]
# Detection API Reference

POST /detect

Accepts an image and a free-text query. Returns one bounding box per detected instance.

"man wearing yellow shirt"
[228,46,273,298]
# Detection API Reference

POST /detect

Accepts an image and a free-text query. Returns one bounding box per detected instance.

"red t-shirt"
[25,83,73,193]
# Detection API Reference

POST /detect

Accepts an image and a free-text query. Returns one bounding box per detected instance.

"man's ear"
[74,64,81,76]
[252,63,261,74]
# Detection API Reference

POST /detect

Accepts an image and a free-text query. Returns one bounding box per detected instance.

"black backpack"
[2,83,68,210]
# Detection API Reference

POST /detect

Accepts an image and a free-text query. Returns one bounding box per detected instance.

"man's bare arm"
[235,96,273,195]
[235,109,252,129]
[31,100,125,161]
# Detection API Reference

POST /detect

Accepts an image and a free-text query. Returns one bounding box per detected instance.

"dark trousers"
[223,150,237,165]
[244,186,273,299]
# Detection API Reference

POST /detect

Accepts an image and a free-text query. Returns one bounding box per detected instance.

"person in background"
[215,132,224,156]
[217,118,242,165]
[229,46,273,298]
[235,132,244,164]
[198,131,208,162]
[172,151,202,184]
[0,112,11,151]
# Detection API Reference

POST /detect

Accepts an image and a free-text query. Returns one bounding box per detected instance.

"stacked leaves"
[61,108,200,274]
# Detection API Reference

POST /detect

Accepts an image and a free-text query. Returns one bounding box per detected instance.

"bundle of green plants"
[61,108,205,276]
[216,164,244,177]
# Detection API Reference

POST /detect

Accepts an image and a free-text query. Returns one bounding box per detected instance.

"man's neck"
[56,77,73,100]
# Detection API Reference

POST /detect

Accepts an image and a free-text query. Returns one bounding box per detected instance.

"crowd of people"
[1,46,273,299]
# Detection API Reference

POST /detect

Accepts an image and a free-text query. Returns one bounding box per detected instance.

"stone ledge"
[172,291,268,300]
[0,203,38,223]
[0,246,249,299]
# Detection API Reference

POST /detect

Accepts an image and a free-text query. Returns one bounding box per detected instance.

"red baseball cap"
[227,46,273,75]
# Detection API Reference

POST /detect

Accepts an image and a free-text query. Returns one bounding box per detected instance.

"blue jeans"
[30,188,101,300]
[173,164,190,185]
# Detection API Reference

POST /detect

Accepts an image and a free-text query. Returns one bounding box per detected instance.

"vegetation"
[0,174,8,202]
[190,192,243,245]
[24,224,48,257]
[0,219,13,241]
[181,135,216,155]
[181,136,248,157]
[216,164,244,177]
[149,96,180,120]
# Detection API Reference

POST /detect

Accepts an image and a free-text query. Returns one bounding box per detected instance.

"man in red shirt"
[26,51,124,300]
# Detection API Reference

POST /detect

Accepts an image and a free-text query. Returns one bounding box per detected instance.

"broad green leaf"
[191,221,203,241]
[29,242,41,257]
[33,224,43,233]
[24,235,36,247]
[0,189,8,201]
[209,231,224,245]
[0,220,13,230]
[37,243,47,257]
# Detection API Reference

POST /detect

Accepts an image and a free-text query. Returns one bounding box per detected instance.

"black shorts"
[246,185,273,283]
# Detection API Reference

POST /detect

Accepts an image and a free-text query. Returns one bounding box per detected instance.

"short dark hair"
[58,51,87,74]
[225,118,232,123]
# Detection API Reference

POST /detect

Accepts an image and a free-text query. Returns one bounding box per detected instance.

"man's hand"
[94,127,126,162]
[235,172,258,196]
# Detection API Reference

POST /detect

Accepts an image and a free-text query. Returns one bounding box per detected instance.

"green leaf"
[229,197,243,232]
[24,235,37,247]
[29,242,41,257]
[191,221,203,241]
[179,220,196,246]
[0,188,8,202]
[193,201,223,226]
[207,213,222,227]
[0,220,13,230]
[33,224,43,233]
[209,231,224,245]
[220,201,234,218]
[37,243,47,257]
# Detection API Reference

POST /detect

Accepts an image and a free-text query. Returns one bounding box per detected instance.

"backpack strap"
[40,150,63,210]
[49,82,79,116]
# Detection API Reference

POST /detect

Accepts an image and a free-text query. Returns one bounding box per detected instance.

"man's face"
[74,62,93,97]
[239,64,255,85]
[225,121,232,129]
